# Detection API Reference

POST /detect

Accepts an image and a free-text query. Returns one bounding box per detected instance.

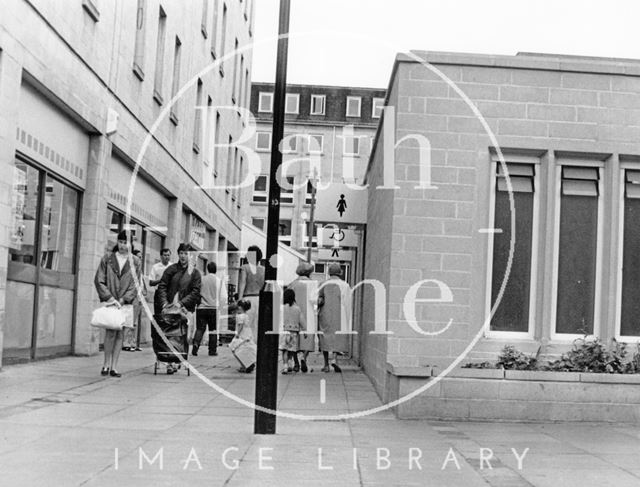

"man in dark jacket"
[154,243,202,373]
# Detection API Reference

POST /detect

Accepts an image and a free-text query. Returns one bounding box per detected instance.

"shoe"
[293,364,300,373]
[101,367,109,376]
[331,363,342,373]
[238,366,247,373]
[110,370,122,377]
[134,347,142,351]
[245,364,255,373]
[192,345,199,356]
[281,368,288,375]
[122,347,130,351]
[321,365,330,373]
[209,351,218,356]
[166,366,175,375]
[300,360,308,373]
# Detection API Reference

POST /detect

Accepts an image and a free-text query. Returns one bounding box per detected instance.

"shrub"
[496,345,539,370]
[545,337,629,373]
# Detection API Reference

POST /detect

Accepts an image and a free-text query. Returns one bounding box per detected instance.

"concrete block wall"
[363,51,640,392]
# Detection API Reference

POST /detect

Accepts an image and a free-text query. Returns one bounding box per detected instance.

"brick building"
[246,82,385,281]
[362,51,640,404]
[0,0,255,365]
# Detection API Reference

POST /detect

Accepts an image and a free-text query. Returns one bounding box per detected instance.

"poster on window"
[10,167,27,250]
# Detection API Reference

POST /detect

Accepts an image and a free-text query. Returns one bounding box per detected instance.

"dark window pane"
[621,195,640,335]
[556,194,598,334]
[490,188,534,332]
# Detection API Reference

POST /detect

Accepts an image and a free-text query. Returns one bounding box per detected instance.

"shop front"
[4,82,88,363]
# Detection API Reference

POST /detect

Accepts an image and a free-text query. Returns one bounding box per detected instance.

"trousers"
[194,307,217,353]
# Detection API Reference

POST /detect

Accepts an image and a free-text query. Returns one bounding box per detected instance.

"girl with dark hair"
[279,288,305,374]
[237,246,265,339]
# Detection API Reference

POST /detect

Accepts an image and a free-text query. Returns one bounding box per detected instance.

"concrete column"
[0,51,23,367]
[75,134,112,356]
[601,154,620,342]
[166,198,182,253]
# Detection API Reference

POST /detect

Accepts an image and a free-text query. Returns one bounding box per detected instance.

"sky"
[250,0,640,89]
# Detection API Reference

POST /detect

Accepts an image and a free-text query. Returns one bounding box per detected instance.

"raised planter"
[385,364,640,422]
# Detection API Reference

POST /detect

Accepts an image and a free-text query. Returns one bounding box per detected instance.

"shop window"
[9,161,40,265]
[346,96,361,117]
[256,132,272,151]
[252,175,267,203]
[555,166,600,335]
[620,169,640,336]
[310,94,326,115]
[489,163,535,333]
[372,97,385,118]
[285,93,299,114]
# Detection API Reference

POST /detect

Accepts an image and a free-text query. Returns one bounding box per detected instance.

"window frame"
[615,161,640,342]
[281,134,299,154]
[285,93,300,114]
[550,159,604,341]
[255,132,272,152]
[258,92,273,113]
[484,155,540,340]
[342,135,361,156]
[251,216,265,231]
[310,94,326,115]
[252,175,268,204]
[307,134,324,154]
[346,96,362,117]
[372,97,385,118]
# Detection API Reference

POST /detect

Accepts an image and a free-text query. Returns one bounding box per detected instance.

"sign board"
[314,182,368,224]
[317,226,359,248]
[317,248,354,261]
[190,215,206,250]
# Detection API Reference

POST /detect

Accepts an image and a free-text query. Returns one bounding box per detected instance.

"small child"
[233,300,256,373]
[280,288,305,374]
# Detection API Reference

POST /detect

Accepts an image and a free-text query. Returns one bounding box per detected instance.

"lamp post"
[253,0,291,435]
[306,169,318,263]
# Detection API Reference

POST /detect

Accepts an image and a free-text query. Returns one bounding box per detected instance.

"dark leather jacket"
[154,262,201,314]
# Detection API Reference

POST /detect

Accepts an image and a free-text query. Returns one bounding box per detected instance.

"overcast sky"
[250,0,640,89]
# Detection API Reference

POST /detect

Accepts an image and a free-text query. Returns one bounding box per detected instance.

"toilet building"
[361,51,640,399]
[0,0,255,365]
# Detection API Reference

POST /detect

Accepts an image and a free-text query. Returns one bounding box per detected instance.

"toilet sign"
[314,183,367,224]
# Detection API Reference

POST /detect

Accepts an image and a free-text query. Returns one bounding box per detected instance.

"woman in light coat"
[94,230,141,377]
[317,263,351,373]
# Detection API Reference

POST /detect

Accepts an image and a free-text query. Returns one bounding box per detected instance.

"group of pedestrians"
[93,236,350,377]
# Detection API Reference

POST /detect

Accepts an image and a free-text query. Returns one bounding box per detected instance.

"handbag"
[91,305,125,330]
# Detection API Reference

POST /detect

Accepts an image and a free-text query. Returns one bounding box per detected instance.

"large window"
[278,219,292,246]
[343,136,360,156]
[153,5,167,104]
[280,176,294,204]
[307,134,324,154]
[285,93,299,114]
[258,92,273,113]
[620,169,640,337]
[346,96,361,117]
[555,166,600,336]
[489,163,535,333]
[6,159,80,361]
[372,97,385,118]
[256,132,272,151]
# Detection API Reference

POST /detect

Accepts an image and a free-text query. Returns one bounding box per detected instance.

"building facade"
[362,51,640,401]
[246,82,386,281]
[0,0,255,365]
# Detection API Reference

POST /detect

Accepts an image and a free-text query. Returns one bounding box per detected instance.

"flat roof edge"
[394,50,640,76]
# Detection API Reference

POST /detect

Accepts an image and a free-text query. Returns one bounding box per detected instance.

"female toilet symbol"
[337,194,347,217]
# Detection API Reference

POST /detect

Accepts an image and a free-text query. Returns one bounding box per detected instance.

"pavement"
[2,346,640,486]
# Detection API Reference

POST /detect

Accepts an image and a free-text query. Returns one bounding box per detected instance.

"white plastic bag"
[90,305,125,330]
[120,304,134,328]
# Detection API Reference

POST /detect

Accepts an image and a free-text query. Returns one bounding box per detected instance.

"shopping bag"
[230,338,256,368]
[120,304,134,328]
[90,305,125,330]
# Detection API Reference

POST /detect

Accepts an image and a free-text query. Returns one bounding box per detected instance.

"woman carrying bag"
[94,230,141,377]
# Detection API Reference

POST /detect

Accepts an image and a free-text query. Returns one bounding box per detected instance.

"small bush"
[461,361,496,369]
[496,345,539,370]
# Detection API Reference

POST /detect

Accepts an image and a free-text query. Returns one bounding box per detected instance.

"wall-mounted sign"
[190,215,206,250]
[317,248,354,261]
[316,226,359,248]
[314,182,367,224]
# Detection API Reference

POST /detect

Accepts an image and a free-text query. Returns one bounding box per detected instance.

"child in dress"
[233,299,256,373]
[280,288,305,374]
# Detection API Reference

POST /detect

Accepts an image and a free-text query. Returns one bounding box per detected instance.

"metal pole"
[254,0,290,435]
[306,174,317,263]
